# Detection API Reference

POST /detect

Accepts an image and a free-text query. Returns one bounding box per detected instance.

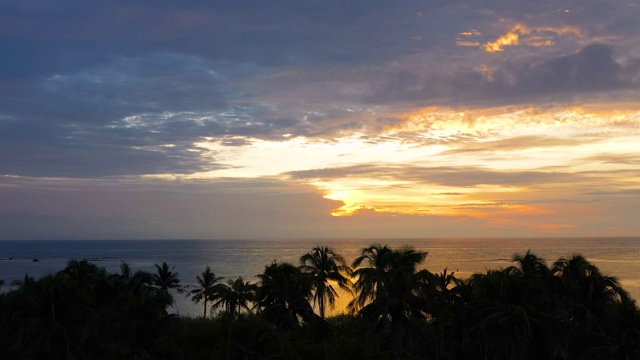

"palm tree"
[257,262,314,329]
[350,245,429,359]
[210,277,257,319]
[466,269,540,359]
[589,295,640,359]
[506,250,550,279]
[257,262,315,360]
[552,254,625,304]
[350,245,428,311]
[349,244,393,312]
[422,268,469,359]
[9,272,86,359]
[187,266,222,318]
[209,277,258,360]
[299,246,352,319]
[119,261,132,281]
[152,262,183,308]
[551,254,628,358]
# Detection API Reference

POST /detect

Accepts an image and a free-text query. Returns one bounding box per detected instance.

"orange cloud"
[484,24,528,52]
[456,40,481,47]
[460,29,482,36]
[484,23,582,52]
[457,30,482,47]
[485,32,520,52]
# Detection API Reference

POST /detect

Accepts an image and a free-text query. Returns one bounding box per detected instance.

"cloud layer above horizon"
[2,0,640,239]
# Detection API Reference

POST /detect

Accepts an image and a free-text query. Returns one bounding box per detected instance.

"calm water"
[1,238,639,317]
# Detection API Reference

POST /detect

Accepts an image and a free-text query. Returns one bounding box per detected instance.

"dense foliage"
[1,246,639,359]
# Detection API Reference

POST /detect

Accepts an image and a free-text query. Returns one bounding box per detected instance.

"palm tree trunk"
[319,297,325,320]
[203,299,207,318]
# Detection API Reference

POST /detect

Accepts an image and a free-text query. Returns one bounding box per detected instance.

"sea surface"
[1,238,639,317]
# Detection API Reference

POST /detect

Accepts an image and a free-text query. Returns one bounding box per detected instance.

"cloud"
[1,0,640,239]
[447,43,637,105]
[442,135,597,155]
[483,24,581,52]
[0,177,345,240]
[582,153,640,165]
[584,189,640,196]
[263,43,638,112]
[0,53,265,177]
[286,164,579,187]
[485,26,523,52]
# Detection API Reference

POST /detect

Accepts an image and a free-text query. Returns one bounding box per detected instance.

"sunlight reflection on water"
[1,238,639,317]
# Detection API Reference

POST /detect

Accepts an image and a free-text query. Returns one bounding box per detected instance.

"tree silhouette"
[257,262,314,329]
[152,262,183,308]
[119,261,132,281]
[257,262,315,360]
[211,277,257,320]
[299,246,352,319]
[350,245,429,359]
[186,266,222,318]
[210,277,258,360]
[1,248,639,359]
[349,244,393,312]
[551,254,628,358]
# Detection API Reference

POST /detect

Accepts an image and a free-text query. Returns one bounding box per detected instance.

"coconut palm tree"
[257,262,315,360]
[152,262,183,308]
[257,262,314,329]
[350,245,429,359]
[210,277,257,319]
[349,244,393,312]
[187,266,222,318]
[466,269,542,359]
[119,261,132,281]
[588,295,640,359]
[421,268,469,359]
[8,272,86,359]
[551,254,629,358]
[211,277,259,360]
[552,254,625,304]
[505,251,554,315]
[350,245,428,311]
[299,246,352,319]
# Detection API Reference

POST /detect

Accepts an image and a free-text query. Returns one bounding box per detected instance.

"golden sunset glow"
[132,101,637,236]
[3,1,640,239]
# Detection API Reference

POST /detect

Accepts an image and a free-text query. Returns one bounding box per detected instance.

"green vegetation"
[1,246,639,359]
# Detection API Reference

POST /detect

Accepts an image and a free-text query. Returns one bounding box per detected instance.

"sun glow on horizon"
[132,102,640,234]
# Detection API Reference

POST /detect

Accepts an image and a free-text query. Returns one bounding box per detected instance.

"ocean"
[1,238,639,317]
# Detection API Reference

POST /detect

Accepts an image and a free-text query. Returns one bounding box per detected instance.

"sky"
[1,0,640,240]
